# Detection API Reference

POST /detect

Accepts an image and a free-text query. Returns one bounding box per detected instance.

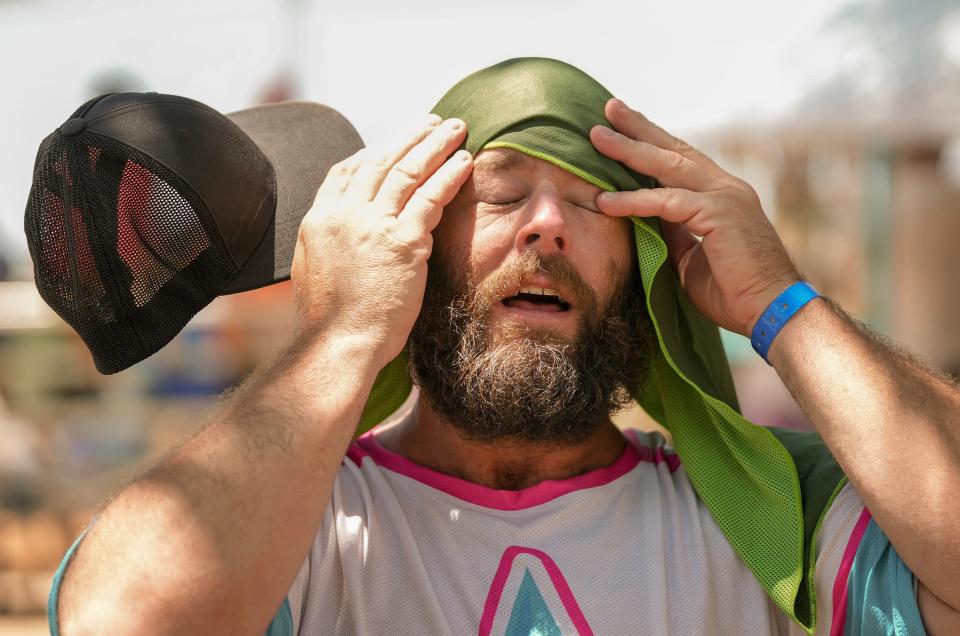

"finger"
[604,98,720,170]
[314,148,365,205]
[301,150,366,232]
[395,149,473,238]
[350,114,443,201]
[590,125,715,191]
[374,117,467,216]
[596,187,716,236]
[660,219,701,279]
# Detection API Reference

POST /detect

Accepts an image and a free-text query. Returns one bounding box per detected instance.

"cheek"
[574,216,635,294]
[433,197,475,263]
[433,201,515,279]
[466,222,518,286]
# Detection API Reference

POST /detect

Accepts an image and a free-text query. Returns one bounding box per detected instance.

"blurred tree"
[807,0,960,116]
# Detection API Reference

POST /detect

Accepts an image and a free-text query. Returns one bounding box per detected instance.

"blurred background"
[1,0,959,630]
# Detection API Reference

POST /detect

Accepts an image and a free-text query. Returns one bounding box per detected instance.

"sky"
[0,0,900,272]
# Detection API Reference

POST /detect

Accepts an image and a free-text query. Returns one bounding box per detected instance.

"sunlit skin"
[57,99,960,635]
[433,148,634,338]
[378,148,634,488]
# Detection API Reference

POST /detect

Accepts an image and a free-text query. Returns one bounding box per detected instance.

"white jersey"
[282,398,878,636]
[47,401,924,636]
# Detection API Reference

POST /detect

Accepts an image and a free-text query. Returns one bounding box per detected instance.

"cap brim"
[221,102,364,294]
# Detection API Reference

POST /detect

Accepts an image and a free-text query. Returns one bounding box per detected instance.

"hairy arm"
[57,114,473,635]
[592,96,960,632]
[769,297,960,623]
[58,334,382,635]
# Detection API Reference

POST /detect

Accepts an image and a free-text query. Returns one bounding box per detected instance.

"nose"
[514,188,571,256]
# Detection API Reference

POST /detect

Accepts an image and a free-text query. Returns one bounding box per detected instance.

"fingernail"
[455,149,471,162]
[597,192,615,202]
[426,114,442,127]
[595,125,615,138]
[447,118,465,131]
[612,98,643,118]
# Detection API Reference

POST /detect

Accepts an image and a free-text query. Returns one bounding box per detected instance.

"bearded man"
[52,59,960,635]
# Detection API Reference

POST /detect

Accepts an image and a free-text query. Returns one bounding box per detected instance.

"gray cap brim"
[222,101,364,294]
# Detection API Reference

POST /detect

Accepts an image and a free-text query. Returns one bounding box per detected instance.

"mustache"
[409,246,657,447]
[466,250,599,318]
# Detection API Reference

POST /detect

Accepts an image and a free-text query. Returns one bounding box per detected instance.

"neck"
[375,393,626,490]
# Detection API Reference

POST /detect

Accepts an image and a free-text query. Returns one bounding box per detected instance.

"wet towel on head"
[354,57,845,634]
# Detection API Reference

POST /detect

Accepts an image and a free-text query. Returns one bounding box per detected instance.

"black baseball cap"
[24,92,363,374]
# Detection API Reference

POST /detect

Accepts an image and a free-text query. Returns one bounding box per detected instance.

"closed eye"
[569,200,601,214]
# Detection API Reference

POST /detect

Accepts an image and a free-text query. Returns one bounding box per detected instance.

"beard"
[407,248,657,446]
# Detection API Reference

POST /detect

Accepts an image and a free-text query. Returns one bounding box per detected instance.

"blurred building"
[706,74,960,374]
[0,281,296,613]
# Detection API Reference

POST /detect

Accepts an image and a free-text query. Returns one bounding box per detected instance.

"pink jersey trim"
[829,507,872,636]
[479,545,593,636]
[624,429,681,473]
[345,442,368,466]
[345,428,678,511]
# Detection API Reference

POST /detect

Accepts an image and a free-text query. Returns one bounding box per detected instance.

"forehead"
[473,148,530,173]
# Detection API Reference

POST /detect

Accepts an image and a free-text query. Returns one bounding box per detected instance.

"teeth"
[518,286,562,299]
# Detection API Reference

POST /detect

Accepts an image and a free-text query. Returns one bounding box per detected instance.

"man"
[53,59,959,634]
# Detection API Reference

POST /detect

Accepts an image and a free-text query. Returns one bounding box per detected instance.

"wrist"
[765,295,829,368]
[744,278,803,337]
[236,331,386,445]
[749,281,821,364]
[291,329,388,378]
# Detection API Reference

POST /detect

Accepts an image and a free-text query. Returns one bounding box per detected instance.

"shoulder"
[813,483,927,635]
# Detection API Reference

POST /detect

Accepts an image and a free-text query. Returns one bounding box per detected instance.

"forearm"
[58,333,383,636]
[769,297,960,609]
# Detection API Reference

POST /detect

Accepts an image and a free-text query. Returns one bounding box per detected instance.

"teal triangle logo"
[479,546,593,635]
[504,569,563,636]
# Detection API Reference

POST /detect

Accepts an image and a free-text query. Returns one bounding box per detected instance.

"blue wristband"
[750,281,820,364]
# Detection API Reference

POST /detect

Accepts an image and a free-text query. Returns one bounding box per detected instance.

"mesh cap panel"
[114,158,211,307]
[25,127,236,374]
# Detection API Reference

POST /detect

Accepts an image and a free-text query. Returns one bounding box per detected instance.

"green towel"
[355,57,844,634]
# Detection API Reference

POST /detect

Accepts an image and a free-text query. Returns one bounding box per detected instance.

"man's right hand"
[56,119,472,636]
[290,115,472,368]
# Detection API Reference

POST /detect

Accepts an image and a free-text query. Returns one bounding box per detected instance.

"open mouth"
[501,286,571,313]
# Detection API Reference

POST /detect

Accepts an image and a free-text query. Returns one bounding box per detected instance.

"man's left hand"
[591,100,960,632]
[590,97,799,337]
